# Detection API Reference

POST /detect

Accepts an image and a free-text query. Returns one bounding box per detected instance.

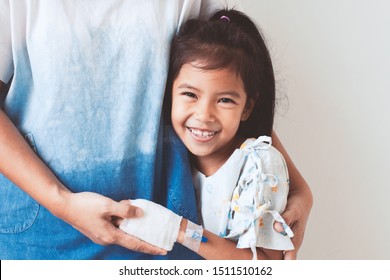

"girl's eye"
[182,92,197,99]
[219,98,236,104]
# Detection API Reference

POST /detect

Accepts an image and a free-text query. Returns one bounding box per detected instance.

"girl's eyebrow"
[177,83,242,99]
[177,83,198,90]
[217,91,242,99]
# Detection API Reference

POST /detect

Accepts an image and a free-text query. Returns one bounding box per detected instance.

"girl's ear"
[241,98,255,121]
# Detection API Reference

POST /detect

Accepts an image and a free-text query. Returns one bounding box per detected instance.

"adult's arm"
[272,131,313,259]
[0,80,165,255]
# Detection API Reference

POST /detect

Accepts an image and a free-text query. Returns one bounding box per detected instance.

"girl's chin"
[188,148,213,157]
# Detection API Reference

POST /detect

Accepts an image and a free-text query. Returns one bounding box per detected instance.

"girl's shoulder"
[240,136,271,149]
[240,136,282,156]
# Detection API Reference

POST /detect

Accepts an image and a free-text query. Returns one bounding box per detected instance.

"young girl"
[120,9,294,260]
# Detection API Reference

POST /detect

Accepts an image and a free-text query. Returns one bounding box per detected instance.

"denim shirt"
[0,0,241,259]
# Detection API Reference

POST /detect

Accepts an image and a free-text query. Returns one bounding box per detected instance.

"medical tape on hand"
[182,220,204,252]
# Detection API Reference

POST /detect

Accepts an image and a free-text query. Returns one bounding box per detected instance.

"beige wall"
[242,0,390,259]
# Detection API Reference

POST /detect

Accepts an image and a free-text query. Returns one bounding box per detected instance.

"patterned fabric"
[193,136,294,259]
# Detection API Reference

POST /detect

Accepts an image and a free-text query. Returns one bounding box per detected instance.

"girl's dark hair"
[165,9,275,137]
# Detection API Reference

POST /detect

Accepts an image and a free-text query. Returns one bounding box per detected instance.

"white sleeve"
[254,146,294,251]
[225,137,294,256]
[0,0,13,84]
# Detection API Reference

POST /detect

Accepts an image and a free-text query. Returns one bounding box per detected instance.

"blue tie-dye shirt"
[0,0,239,259]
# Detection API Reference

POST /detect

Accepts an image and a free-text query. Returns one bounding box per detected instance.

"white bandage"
[119,199,182,251]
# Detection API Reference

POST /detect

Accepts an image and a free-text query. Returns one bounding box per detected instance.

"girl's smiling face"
[171,62,253,174]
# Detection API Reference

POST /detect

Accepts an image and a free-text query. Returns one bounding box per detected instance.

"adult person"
[0,0,312,259]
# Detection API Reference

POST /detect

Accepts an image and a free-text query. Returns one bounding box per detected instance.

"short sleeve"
[0,0,14,84]
[225,136,294,257]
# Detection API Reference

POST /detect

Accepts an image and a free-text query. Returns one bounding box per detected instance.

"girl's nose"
[195,101,215,122]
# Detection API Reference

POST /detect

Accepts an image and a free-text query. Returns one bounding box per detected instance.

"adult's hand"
[57,191,167,255]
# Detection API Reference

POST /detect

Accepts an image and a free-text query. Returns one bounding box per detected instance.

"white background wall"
[242,0,390,259]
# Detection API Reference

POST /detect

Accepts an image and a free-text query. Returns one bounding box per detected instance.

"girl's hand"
[56,192,167,255]
[274,189,313,260]
[271,131,313,260]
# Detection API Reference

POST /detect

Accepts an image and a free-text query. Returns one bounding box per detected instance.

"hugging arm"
[271,131,313,259]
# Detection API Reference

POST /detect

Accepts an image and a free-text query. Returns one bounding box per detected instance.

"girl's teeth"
[190,128,215,137]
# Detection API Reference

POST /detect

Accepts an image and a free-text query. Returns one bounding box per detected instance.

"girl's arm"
[176,218,283,260]
[0,82,165,255]
[271,131,313,259]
